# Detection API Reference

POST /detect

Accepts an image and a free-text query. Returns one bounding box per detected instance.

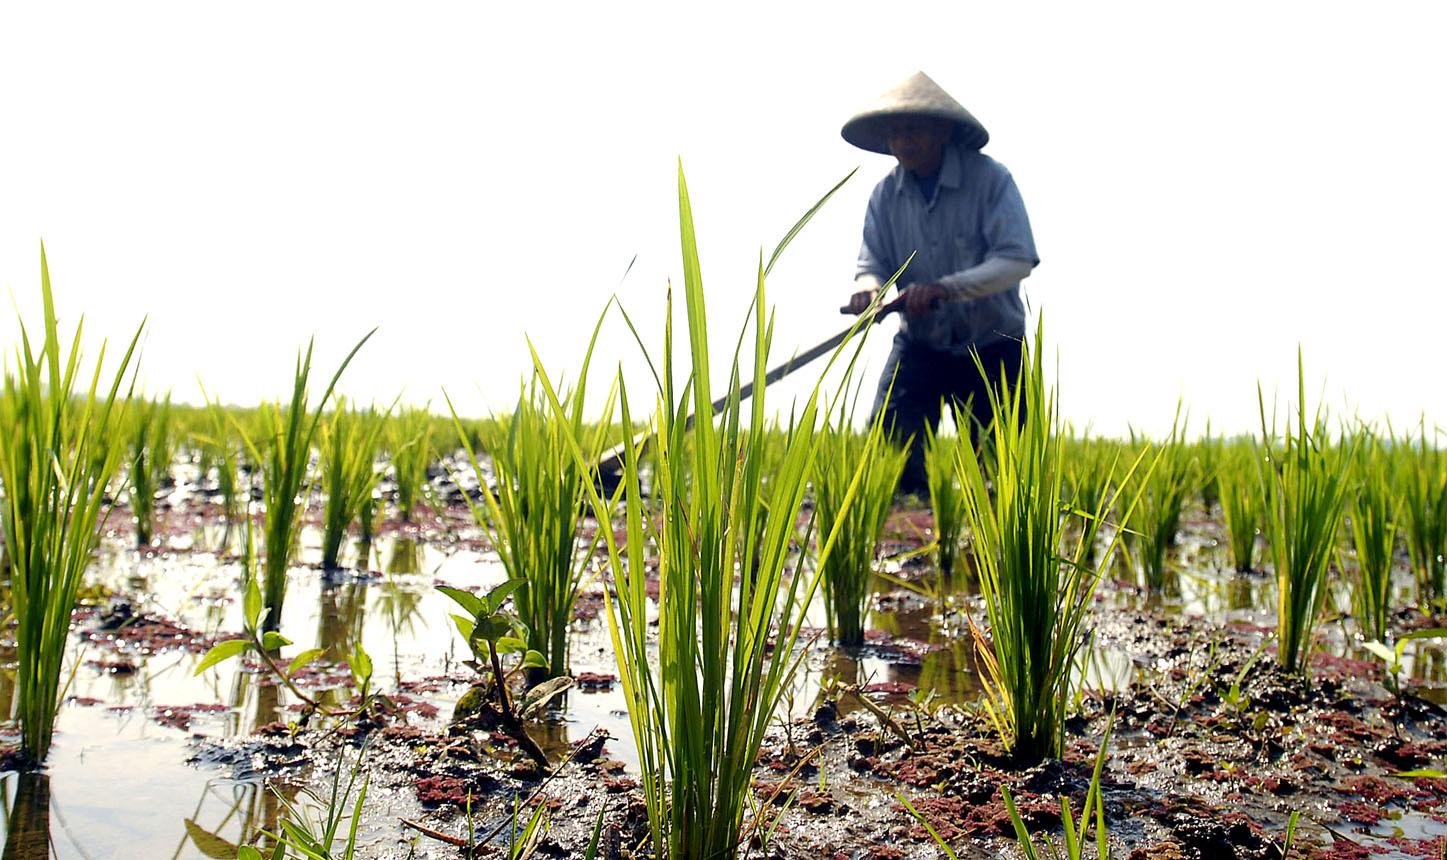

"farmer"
[842,71,1039,498]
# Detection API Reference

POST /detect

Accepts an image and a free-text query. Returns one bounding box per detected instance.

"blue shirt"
[857,144,1038,353]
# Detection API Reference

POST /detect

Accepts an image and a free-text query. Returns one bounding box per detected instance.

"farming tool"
[593,294,905,484]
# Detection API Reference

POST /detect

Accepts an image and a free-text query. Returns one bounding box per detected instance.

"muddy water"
[0,497,988,858]
[2,492,1440,858]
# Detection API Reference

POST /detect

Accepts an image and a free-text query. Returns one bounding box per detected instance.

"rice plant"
[1196,421,1223,514]
[449,366,613,681]
[1127,407,1192,592]
[318,398,387,570]
[1002,714,1115,860]
[222,333,375,631]
[1062,429,1117,567]
[534,164,866,860]
[239,739,371,860]
[1348,430,1398,643]
[1219,442,1264,573]
[196,405,247,549]
[900,716,1115,860]
[386,405,433,522]
[924,422,968,576]
[1260,354,1354,675]
[0,246,142,763]
[126,392,176,548]
[1399,419,1447,611]
[814,418,908,646]
[959,325,1149,766]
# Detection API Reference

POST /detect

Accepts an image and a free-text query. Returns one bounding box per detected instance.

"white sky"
[2,1,1444,439]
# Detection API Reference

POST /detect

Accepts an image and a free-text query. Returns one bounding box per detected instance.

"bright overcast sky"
[3,2,1444,439]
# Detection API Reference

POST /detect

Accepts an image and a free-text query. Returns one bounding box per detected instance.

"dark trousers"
[870,333,1025,496]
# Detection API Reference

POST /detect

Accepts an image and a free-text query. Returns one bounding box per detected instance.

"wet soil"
[4,461,1447,859]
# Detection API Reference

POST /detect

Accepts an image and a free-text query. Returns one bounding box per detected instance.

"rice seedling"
[449,363,612,680]
[1196,421,1223,514]
[533,164,868,860]
[1349,430,1399,643]
[1127,407,1192,592]
[814,417,909,646]
[900,715,1114,859]
[0,246,142,763]
[1399,419,1447,611]
[238,738,371,860]
[1062,429,1117,567]
[386,405,434,522]
[318,397,388,570]
[1259,353,1354,675]
[959,325,1150,766]
[219,332,375,631]
[1002,714,1114,860]
[924,421,968,576]
[195,405,247,550]
[125,392,177,548]
[1219,441,1264,573]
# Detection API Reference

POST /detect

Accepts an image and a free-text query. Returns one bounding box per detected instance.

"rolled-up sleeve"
[981,168,1039,266]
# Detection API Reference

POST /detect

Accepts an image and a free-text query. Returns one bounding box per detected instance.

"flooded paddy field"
[3,459,1447,860]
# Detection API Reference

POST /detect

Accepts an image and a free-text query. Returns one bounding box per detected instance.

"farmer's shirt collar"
[896,145,964,210]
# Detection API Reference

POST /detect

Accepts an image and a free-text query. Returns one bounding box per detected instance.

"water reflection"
[176,777,307,860]
[1,773,50,860]
[386,538,421,576]
[375,576,427,688]
[317,583,367,665]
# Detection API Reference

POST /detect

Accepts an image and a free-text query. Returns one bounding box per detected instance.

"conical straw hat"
[841,71,989,154]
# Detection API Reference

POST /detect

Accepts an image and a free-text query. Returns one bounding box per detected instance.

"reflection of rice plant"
[126,392,176,548]
[0,249,141,762]
[318,398,387,570]
[1399,419,1447,611]
[453,368,610,681]
[924,423,968,576]
[1219,442,1263,572]
[386,406,433,522]
[815,419,908,645]
[1348,430,1398,643]
[1260,354,1354,675]
[222,333,374,631]
[960,326,1148,766]
[540,165,867,860]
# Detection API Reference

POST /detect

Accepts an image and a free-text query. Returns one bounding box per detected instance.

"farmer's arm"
[927,166,1039,304]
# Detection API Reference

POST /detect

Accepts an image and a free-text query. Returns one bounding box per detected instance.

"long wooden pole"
[594,296,905,479]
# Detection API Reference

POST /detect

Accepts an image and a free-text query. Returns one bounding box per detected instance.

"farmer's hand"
[903,282,948,321]
[843,286,880,315]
